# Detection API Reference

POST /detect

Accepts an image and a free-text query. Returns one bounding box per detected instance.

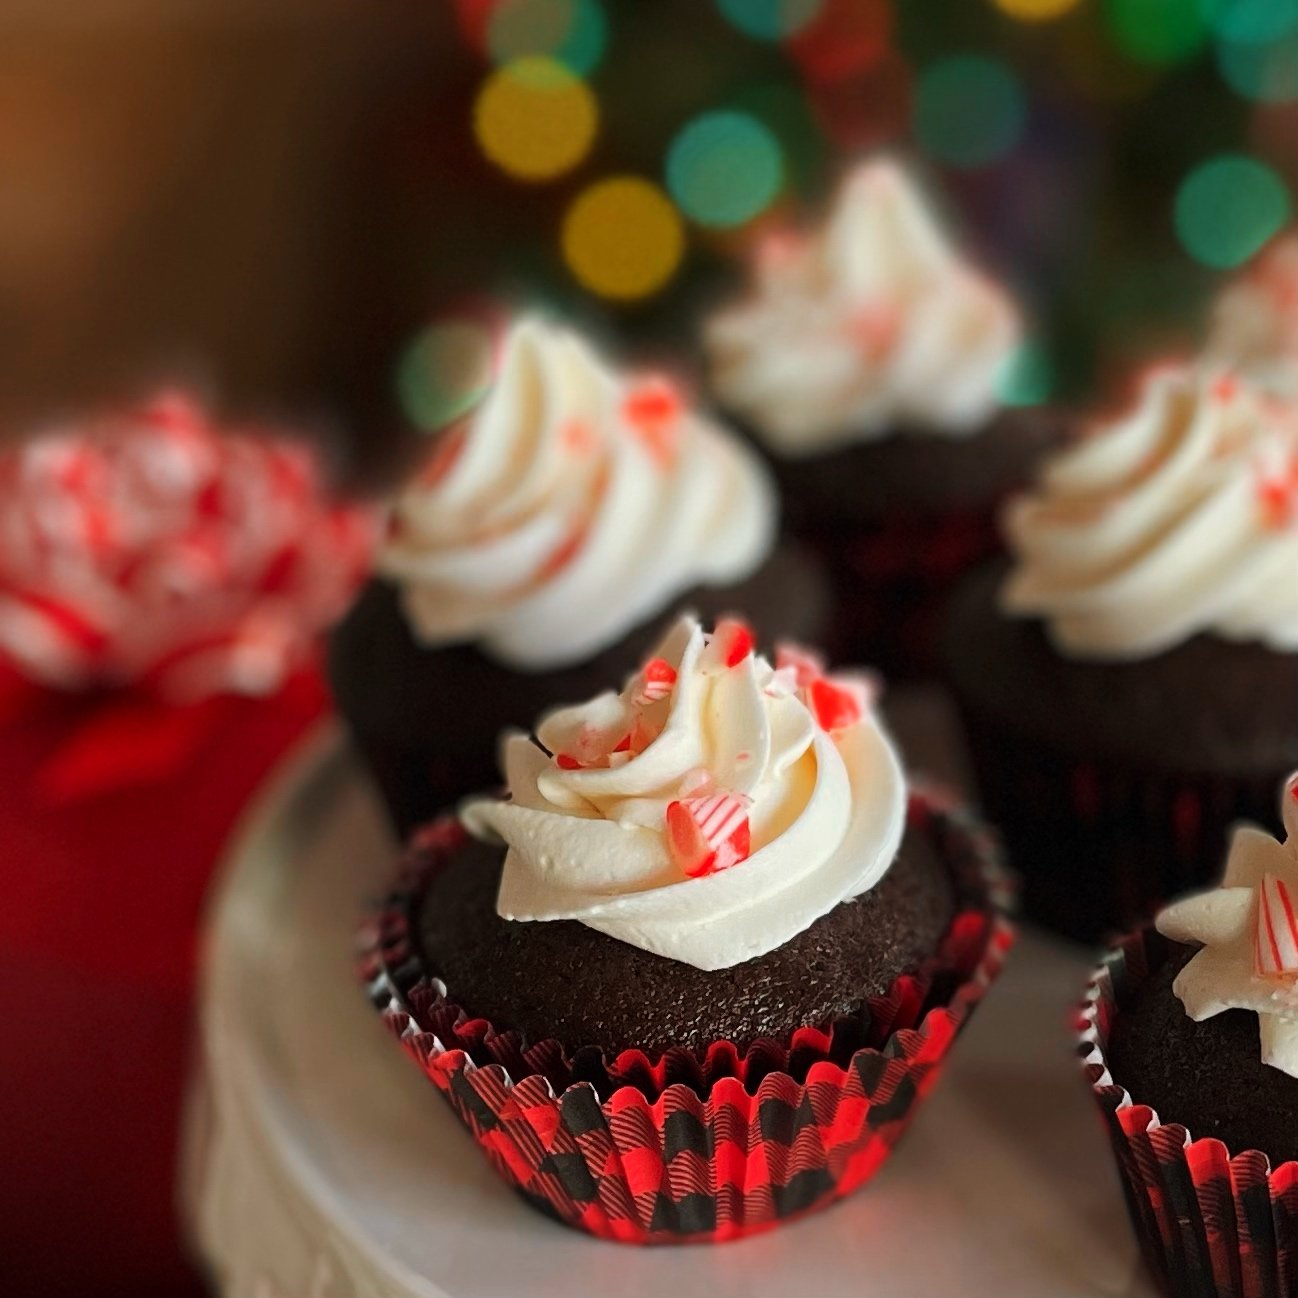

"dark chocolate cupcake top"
[378,316,776,672]
[704,156,1021,456]
[1002,362,1298,661]
[1156,772,1298,1074]
[461,614,905,971]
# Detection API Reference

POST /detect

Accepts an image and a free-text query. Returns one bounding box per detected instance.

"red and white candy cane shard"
[1283,773,1298,840]
[622,378,683,468]
[633,656,677,705]
[1256,872,1298,977]
[1211,371,1239,404]
[807,674,870,733]
[703,617,756,673]
[774,642,826,689]
[666,791,751,878]
[1257,448,1298,529]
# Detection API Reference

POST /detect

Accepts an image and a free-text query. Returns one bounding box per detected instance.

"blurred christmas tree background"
[380,0,1296,447]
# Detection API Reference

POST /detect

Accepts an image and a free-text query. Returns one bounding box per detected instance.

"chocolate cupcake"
[1082,775,1298,1298]
[1204,231,1298,403]
[361,614,1013,1244]
[946,363,1298,942]
[704,156,1060,678]
[330,316,831,835]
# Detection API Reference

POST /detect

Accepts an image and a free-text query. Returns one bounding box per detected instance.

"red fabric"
[0,669,328,1296]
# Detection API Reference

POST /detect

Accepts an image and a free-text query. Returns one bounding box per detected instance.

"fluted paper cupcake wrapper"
[1081,928,1298,1298]
[358,787,1014,1245]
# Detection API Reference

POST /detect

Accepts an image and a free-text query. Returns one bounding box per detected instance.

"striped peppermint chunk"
[1285,772,1298,840]
[701,617,755,673]
[633,656,677,706]
[665,791,751,878]
[1256,872,1298,977]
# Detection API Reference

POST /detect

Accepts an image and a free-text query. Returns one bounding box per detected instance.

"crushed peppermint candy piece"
[1284,773,1298,840]
[665,790,751,878]
[622,378,683,468]
[1211,372,1239,404]
[847,301,902,360]
[702,616,756,673]
[1256,872,1298,978]
[1256,443,1298,528]
[807,674,872,733]
[633,656,677,705]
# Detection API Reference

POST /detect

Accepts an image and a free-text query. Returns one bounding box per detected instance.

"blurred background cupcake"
[330,315,831,835]
[946,361,1298,941]
[704,156,1063,678]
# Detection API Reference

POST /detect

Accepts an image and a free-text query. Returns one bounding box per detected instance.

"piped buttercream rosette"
[1157,773,1298,1077]
[380,316,776,672]
[1002,364,1298,661]
[461,614,902,971]
[0,392,376,701]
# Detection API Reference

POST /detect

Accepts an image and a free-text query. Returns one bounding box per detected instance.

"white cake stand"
[182,719,1154,1298]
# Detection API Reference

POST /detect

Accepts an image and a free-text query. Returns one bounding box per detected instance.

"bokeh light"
[563,177,686,299]
[787,0,892,85]
[473,56,598,182]
[915,55,1027,169]
[994,0,1083,21]
[714,0,824,42]
[487,0,608,76]
[666,111,784,228]
[1174,154,1292,268]
[996,340,1055,406]
[1201,0,1298,45]
[1104,0,1209,65]
[397,318,496,433]
[1217,33,1298,102]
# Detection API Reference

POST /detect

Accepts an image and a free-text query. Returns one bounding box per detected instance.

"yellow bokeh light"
[993,0,1081,20]
[474,55,597,182]
[562,177,686,300]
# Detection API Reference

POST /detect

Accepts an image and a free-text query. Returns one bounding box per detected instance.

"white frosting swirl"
[1157,774,1298,1079]
[460,615,905,971]
[1207,235,1298,401]
[1002,365,1298,661]
[704,157,1021,456]
[380,317,776,671]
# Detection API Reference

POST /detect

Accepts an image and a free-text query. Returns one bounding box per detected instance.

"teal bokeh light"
[1218,33,1298,101]
[1201,0,1298,46]
[714,0,824,42]
[915,55,1028,169]
[997,341,1055,407]
[488,0,608,77]
[396,320,495,433]
[1175,154,1293,269]
[666,110,785,228]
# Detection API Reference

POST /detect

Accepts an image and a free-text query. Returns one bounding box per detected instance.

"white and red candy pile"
[0,391,377,700]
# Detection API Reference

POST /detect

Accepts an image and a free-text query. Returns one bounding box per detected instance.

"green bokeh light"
[915,55,1027,169]
[488,0,608,77]
[1218,33,1298,101]
[1174,154,1293,269]
[1104,0,1209,65]
[997,340,1055,407]
[714,0,824,41]
[397,320,495,433]
[666,110,785,228]
[1201,0,1298,45]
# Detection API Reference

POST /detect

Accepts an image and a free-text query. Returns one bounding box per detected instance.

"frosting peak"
[1002,364,1298,661]
[704,157,1021,455]
[1207,234,1298,401]
[460,615,904,970]
[1157,773,1298,1078]
[380,317,775,671]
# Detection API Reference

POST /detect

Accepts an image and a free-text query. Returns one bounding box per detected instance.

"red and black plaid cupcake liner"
[1081,927,1298,1298]
[957,705,1284,943]
[358,787,1014,1245]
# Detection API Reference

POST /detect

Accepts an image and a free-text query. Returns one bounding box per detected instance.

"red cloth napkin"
[0,667,328,1297]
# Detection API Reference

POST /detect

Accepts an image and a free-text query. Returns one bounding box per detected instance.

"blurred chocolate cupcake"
[361,614,1012,1243]
[330,315,831,835]
[1082,775,1298,1297]
[947,362,1298,941]
[704,156,1060,678]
